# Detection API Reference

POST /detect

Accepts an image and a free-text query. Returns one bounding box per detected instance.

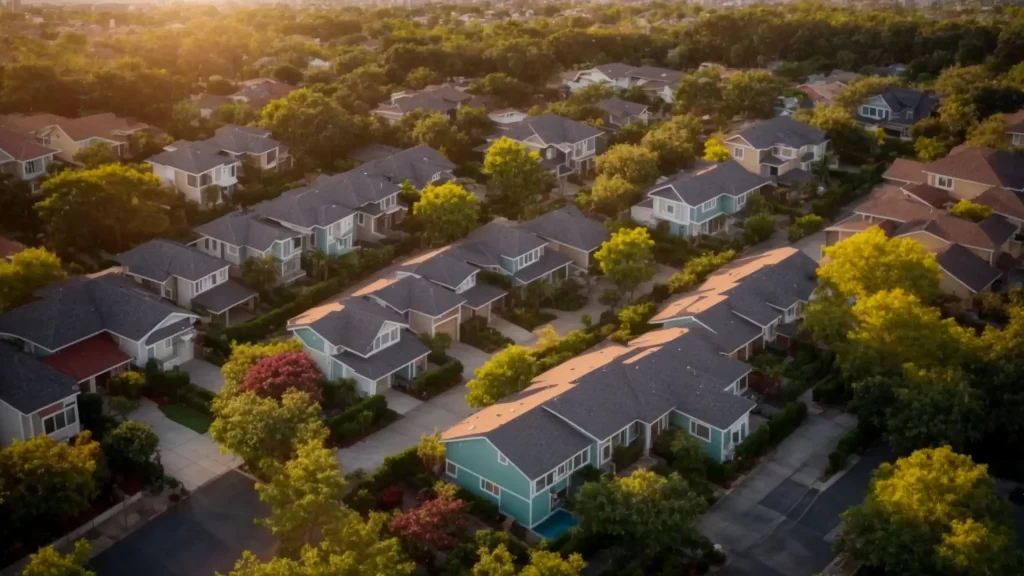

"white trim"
[922,170,1004,192]
[689,419,712,442]
[437,435,545,499]
[480,477,501,497]
[541,406,601,442]
[936,263,997,294]
[498,453,508,465]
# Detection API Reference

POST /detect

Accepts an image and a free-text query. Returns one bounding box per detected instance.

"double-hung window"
[42,402,77,435]
[517,249,539,269]
[24,159,41,175]
[700,198,717,212]
[481,479,500,497]
[732,146,744,159]
[736,192,749,208]
[186,173,199,188]
[600,440,612,463]
[934,175,954,191]
[690,420,711,442]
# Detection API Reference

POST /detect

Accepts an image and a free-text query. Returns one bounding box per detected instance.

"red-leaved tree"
[241,352,324,402]
[388,488,468,550]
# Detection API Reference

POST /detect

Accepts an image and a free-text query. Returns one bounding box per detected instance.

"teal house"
[631,160,772,238]
[441,326,756,532]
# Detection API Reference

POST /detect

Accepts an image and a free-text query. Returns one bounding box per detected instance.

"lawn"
[159,404,213,434]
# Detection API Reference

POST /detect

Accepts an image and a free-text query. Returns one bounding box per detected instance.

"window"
[516,249,539,269]
[859,106,889,120]
[160,337,173,353]
[774,146,795,159]
[291,237,301,251]
[600,440,612,463]
[557,462,567,477]
[614,428,628,446]
[266,149,277,164]
[731,429,742,445]
[934,175,954,191]
[194,273,215,294]
[445,460,458,477]
[357,213,365,226]
[764,321,777,341]
[498,453,508,465]
[736,376,748,394]
[186,173,198,188]
[663,201,675,215]
[200,172,212,187]
[217,268,227,282]
[456,274,476,293]
[732,146,743,159]
[546,147,556,160]
[689,420,711,441]
[373,326,400,351]
[24,159,41,174]
[700,198,717,212]
[736,192,749,208]
[431,172,441,182]
[43,404,77,434]
[380,195,397,210]
[480,479,500,497]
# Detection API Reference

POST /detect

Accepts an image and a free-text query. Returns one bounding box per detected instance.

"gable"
[863,95,891,110]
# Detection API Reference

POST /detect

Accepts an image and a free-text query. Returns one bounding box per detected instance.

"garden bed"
[460,317,514,352]
[159,404,213,433]
[499,307,557,331]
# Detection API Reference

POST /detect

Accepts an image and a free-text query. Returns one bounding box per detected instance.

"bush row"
[734,401,809,464]
[460,316,514,353]
[326,394,391,444]
[409,359,464,400]
[825,424,878,477]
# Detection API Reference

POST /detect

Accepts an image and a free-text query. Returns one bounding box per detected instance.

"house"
[253,184,357,255]
[0,128,57,189]
[563,63,684,104]
[194,210,306,283]
[650,247,819,360]
[308,58,331,70]
[0,344,81,447]
[796,80,848,106]
[0,273,202,381]
[373,84,487,125]
[202,125,290,172]
[631,160,773,238]
[0,112,150,163]
[194,79,297,119]
[450,219,575,288]
[395,247,508,322]
[806,70,860,85]
[354,144,456,191]
[854,87,937,140]
[480,114,603,178]
[441,325,756,529]
[358,275,468,339]
[521,206,611,270]
[488,109,529,126]
[1003,110,1024,147]
[723,116,831,186]
[115,239,258,325]
[596,98,650,129]
[146,140,241,205]
[287,299,431,396]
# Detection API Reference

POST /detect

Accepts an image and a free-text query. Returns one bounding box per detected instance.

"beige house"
[0,112,150,163]
[521,206,611,271]
[0,128,56,190]
[724,116,832,186]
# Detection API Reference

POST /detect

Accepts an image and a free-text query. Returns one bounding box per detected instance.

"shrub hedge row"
[410,359,464,399]
[735,401,809,463]
[326,394,391,444]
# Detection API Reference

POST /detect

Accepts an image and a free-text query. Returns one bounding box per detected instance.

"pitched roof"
[353,145,455,190]
[875,87,936,121]
[195,210,301,252]
[332,332,430,380]
[521,206,610,253]
[0,128,56,161]
[146,141,237,175]
[597,97,648,119]
[731,116,827,149]
[397,247,479,290]
[254,184,358,229]
[457,219,548,265]
[0,344,79,414]
[190,280,257,314]
[901,182,952,209]
[498,114,604,147]
[116,239,229,282]
[0,275,195,352]
[0,237,25,260]
[647,160,772,208]
[40,334,130,383]
[364,275,466,317]
[206,124,280,155]
[855,187,944,222]
[922,147,1024,191]
[375,84,484,116]
[1004,110,1024,134]
[893,214,1016,251]
[0,112,147,142]
[882,158,926,184]
[288,298,408,356]
[350,144,403,163]
[936,244,1002,294]
[974,187,1024,220]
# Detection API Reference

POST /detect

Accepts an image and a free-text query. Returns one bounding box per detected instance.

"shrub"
[460,316,514,353]
[788,213,825,242]
[101,421,160,482]
[611,439,644,471]
[326,394,391,444]
[648,283,670,303]
[410,360,464,399]
[743,213,776,244]
[320,378,358,411]
[77,393,116,439]
[546,278,587,311]
[454,487,503,525]
[668,250,735,293]
[108,371,146,399]
[420,332,453,364]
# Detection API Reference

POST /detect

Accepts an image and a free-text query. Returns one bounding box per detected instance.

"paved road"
[90,470,274,576]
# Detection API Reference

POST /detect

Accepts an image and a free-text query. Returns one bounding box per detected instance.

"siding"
[692,200,726,223]
[500,256,517,274]
[0,400,26,447]
[547,243,590,269]
[408,310,434,335]
[670,410,725,462]
[726,143,762,175]
[444,438,532,500]
[940,270,977,300]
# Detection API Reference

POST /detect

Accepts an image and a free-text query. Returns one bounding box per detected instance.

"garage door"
[435,316,459,339]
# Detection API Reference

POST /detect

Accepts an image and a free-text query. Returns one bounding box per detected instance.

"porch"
[147,323,197,371]
[191,280,259,326]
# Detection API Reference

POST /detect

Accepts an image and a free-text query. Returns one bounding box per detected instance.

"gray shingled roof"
[0,344,79,414]
[144,318,194,345]
[147,142,236,175]
[400,253,478,290]
[191,281,257,314]
[116,239,229,283]
[206,124,280,155]
[521,206,611,253]
[254,186,356,229]
[597,97,648,119]
[499,114,604,147]
[487,407,593,479]
[734,116,827,149]
[0,275,195,351]
[292,297,409,356]
[367,275,466,317]
[877,87,936,122]
[457,219,548,266]
[333,332,430,380]
[648,161,772,209]
[936,244,1002,294]
[355,145,456,190]
[195,210,300,252]
[461,283,508,309]
[511,250,573,284]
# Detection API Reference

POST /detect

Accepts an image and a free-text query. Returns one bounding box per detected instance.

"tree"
[521,550,586,576]
[417,433,446,472]
[722,71,785,119]
[588,174,637,216]
[795,105,873,162]
[469,73,534,108]
[37,164,174,258]
[256,441,349,557]
[965,114,1010,150]
[640,114,702,174]
[789,213,824,241]
[472,543,518,576]
[0,174,42,241]
[838,447,1022,576]
[483,137,552,218]
[672,68,723,119]
[668,250,735,293]
[261,88,368,170]
[221,339,304,395]
[817,226,940,301]
[950,199,994,222]
[413,182,480,246]
[934,65,993,98]
[466,345,538,408]
[23,540,94,576]
[101,420,159,479]
[702,134,732,162]
[941,95,979,136]
[915,136,951,161]
[210,390,328,477]
[595,144,660,189]
[168,99,202,140]
[212,102,259,128]
[72,141,119,168]
[240,255,280,295]
[240,352,324,402]
[405,66,441,90]
[836,76,902,111]
[0,434,100,544]
[594,227,655,301]
[108,396,139,422]
[883,366,985,455]
[743,213,775,244]
[574,469,708,564]
[272,64,304,85]
[0,247,66,312]
[389,483,467,550]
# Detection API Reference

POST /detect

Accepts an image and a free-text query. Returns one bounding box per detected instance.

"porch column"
[643,422,653,457]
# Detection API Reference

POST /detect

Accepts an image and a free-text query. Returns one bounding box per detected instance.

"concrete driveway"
[90,470,275,576]
[489,316,538,346]
[448,341,491,380]
[180,359,225,393]
[699,406,871,576]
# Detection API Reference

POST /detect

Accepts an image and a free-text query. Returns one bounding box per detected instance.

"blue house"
[441,326,756,531]
[631,160,772,238]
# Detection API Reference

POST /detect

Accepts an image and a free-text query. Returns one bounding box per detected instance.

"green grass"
[159,404,213,434]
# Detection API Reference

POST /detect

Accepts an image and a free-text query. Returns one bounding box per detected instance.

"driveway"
[130,399,240,491]
[179,359,225,393]
[448,341,490,380]
[699,406,873,576]
[90,470,275,576]
[489,316,538,346]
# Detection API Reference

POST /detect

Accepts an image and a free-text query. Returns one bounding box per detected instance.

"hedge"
[734,401,808,462]
[410,359,463,399]
[326,394,391,444]
[825,423,877,476]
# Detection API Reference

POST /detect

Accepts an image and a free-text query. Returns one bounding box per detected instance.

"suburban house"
[632,160,773,238]
[0,128,56,189]
[146,140,241,205]
[354,144,456,191]
[202,124,290,172]
[488,109,529,126]
[521,206,611,270]
[796,80,848,106]
[0,344,81,447]
[480,114,603,178]
[395,247,508,323]
[194,210,306,283]
[358,275,468,340]
[441,325,756,530]
[596,98,650,129]
[253,184,357,255]
[195,78,297,118]
[0,112,151,163]
[650,247,819,360]
[1003,109,1024,147]
[723,116,831,186]
[115,239,258,325]
[854,87,937,140]
[450,219,576,288]
[374,84,488,125]
[0,272,202,382]
[563,63,684,103]
[287,299,431,397]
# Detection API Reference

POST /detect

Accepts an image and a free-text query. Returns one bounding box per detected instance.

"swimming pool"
[532,508,579,540]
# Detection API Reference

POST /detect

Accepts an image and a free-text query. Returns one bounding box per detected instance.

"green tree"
[483,137,552,218]
[413,182,480,246]
[0,247,66,312]
[743,213,775,244]
[405,66,441,90]
[838,446,1022,575]
[950,199,994,222]
[640,114,702,174]
[168,99,202,140]
[417,433,446,472]
[794,105,872,161]
[272,64,304,85]
[472,543,517,576]
[23,540,94,576]
[965,114,1010,150]
[722,71,785,119]
[469,73,534,108]
[212,102,259,128]
[240,255,280,295]
[817,226,940,301]
[465,345,538,408]
[594,227,655,302]
[702,134,732,162]
[210,390,328,477]
[595,144,660,189]
[101,421,159,478]
[672,67,723,119]
[219,339,304,395]
[884,366,985,455]
[934,65,993,98]
[836,76,902,111]
[256,441,349,557]
[260,88,368,171]
[521,550,586,576]
[72,141,119,168]
[37,164,173,258]
[915,136,951,161]
[588,174,637,216]
[941,95,979,136]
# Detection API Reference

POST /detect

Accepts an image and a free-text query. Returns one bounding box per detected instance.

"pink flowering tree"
[241,352,324,402]
[389,487,468,550]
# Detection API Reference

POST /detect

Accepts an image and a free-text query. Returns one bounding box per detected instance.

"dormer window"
[456,274,476,294]
[380,195,397,210]
[932,175,954,191]
[372,325,401,352]
[700,198,717,212]
[516,249,540,269]
[546,147,556,160]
